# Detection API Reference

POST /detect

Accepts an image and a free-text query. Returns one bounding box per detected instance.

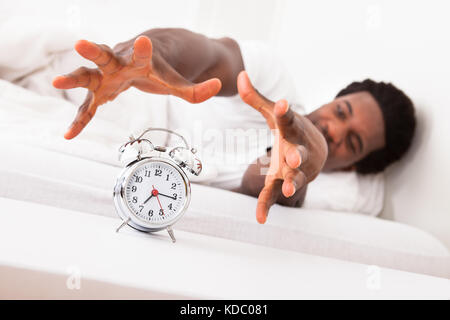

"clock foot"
[167,226,176,243]
[116,217,131,233]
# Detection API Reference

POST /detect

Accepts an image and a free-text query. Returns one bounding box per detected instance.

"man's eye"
[347,136,356,154]
[336,104,346,119]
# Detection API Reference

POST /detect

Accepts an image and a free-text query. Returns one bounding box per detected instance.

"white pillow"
[304,171,385,216]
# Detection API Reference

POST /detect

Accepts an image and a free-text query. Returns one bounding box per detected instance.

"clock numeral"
[144,170,151,177]
[132,196,138,203]
[173,193,177,200]
[159,209,164,216]
[168,203,173,210]
[155,169,162,177]
[166,174,170,181]
[171,183,176,190]
[139,205,144,212]
[131,186,137,192]
[148,210,153,217]
[135,176,143,183]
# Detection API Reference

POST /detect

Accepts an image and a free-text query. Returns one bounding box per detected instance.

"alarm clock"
[113,128,202,242]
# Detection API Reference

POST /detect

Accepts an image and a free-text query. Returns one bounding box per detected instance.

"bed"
[0,1,449,298]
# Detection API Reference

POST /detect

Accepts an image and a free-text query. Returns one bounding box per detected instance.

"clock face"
[124,160,188,226]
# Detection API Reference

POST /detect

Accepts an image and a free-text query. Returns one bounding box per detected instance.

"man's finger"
[256,179,282,224]
[281,168,306,198]
[274,99,294,126]
[132,36,153,67]
[52,67,102,91]
[178,78,222,103]
[191,78,222,103]
[285,144,308,169]
[75,40,121,74]
[237,71,276,129]
[274,99,304,141]
[64,93,97,140]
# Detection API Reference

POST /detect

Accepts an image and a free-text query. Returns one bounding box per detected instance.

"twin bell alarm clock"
[113,128,202,242]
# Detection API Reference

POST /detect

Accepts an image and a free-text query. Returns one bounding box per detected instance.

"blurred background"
[1,0,449,247]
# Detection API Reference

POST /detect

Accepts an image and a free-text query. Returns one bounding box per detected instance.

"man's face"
[306,91,385,172]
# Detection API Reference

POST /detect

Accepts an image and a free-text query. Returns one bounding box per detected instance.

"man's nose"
[327,121,346,145]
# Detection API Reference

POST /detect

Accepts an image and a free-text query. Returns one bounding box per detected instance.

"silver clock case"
[113,156,191,233]
[169,147,202,176]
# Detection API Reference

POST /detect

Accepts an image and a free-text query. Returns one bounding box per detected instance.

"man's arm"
[113,28,244,96]
[234,71,328,223]
[53,28,244,139]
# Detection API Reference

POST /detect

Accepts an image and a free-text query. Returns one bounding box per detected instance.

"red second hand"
[152,185,164,215]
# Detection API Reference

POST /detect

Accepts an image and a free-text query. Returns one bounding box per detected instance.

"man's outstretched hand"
[53,36,222,139]
[237,71,328,224]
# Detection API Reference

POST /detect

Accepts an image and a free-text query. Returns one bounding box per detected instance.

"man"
[52,28,416,224]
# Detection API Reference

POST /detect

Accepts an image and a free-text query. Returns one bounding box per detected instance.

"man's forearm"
[113,28,244,96]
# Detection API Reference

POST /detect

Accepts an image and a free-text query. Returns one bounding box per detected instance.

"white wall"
[1,0,449,247]
[271,0,450,248]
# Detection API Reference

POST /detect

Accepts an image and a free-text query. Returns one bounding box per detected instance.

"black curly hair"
[336,79,416,174]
